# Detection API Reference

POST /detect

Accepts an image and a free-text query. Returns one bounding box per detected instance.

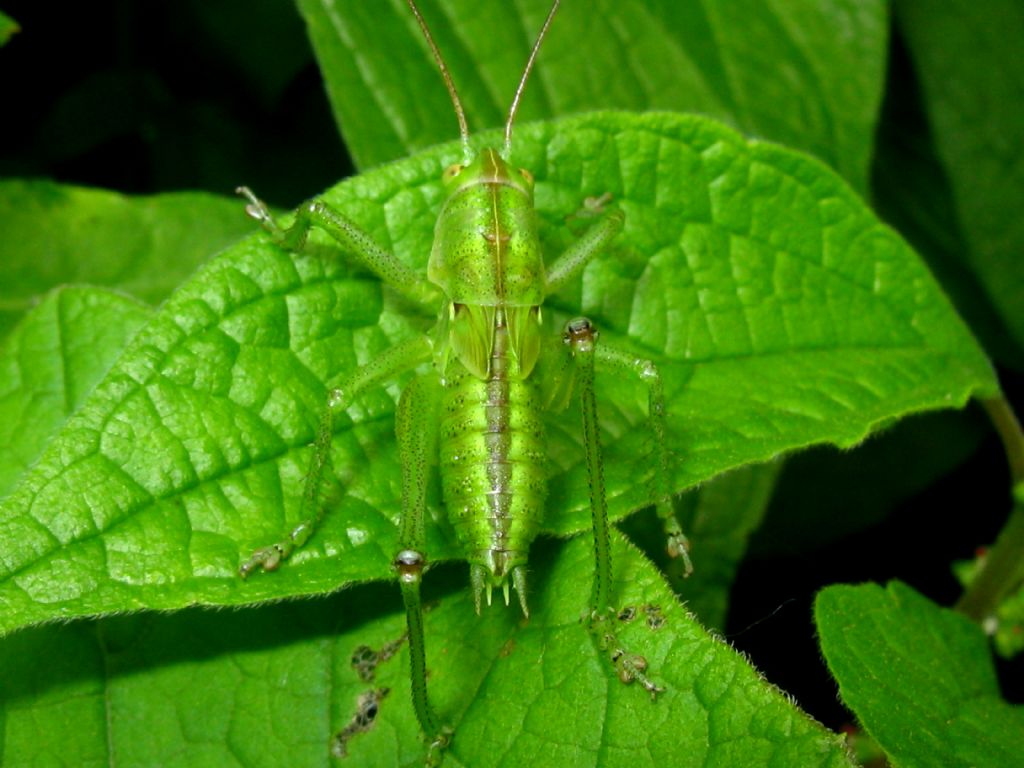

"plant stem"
[955,396,1024,622]
[983,396,1024,483]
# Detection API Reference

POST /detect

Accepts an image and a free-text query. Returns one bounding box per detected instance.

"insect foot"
[666,529,694,576]
[238,516,316,578]
[590,610,665,701]
[567,192,614,223]
[610,648,664,700]
[238,542,290,579]
[235,186,279,232]
[426,726,455,768]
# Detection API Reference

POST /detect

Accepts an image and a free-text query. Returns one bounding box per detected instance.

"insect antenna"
[504,0,562,154]
[406,0,471,158]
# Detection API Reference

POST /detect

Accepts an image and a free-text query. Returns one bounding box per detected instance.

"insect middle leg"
[564,318,665,697]
[240,335,433,577]
[594,346,692,573]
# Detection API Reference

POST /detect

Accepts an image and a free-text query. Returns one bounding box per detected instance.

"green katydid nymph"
[235,0,691,762]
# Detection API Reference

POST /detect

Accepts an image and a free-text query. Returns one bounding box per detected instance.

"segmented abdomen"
[439,359,546,574]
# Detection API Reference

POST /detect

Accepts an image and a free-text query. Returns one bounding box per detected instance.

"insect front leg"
[545,205,625,293]
[595,346,692,574]
[393,373,453,765]
[236,186,439,307]
[564,318,665,698]
[240,335,433,577]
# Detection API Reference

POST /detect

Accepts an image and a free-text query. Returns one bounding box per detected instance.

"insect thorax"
[428,148,545,308]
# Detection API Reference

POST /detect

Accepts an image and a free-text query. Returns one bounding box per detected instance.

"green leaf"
[0,112,996,635]
[895,0,1024,353]
[0,286,151,497]
[0,180,257,339]
[0,11,17,46]
[297,0,887,190]
[871,60,1024,369]
[1,535,855,767]
[816,581,1024,768]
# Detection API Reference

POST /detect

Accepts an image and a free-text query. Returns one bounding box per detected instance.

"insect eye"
[444,163,464,180]
[517,168,534,185]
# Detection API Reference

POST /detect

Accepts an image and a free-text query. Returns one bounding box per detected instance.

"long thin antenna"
[406,0,471,153]
[504,0,561,153]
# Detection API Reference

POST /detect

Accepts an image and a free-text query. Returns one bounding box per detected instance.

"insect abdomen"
[439,353,546,578]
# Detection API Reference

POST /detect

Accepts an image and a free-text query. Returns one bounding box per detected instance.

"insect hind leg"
[594,344,692,574]
[395,373,453,763]
[564,317,666,698]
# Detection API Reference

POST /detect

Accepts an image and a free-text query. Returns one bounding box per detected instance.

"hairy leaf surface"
[0,113,996,635]
[816,581,1024,768]
[1,536,856,767]
[0,287,151,497]
[0,180,255,338]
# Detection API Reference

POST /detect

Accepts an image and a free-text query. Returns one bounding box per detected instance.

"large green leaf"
[871,53,1024,369]
[895,0,1024,354]
[816,581,1024,768]
[297,0,886,191]
[0,112,996,636]
[0,535,855,767]
[0,180,256,338]
[0,286,151,497]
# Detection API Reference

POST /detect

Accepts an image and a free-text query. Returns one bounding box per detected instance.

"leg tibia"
[595,345,692,575]
[565,318,666,698]
[239,396,338,579]
[396,551,452,763]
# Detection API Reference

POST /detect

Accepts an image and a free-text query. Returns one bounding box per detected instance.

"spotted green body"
[430,150,548,608]
[429,150,545,310]
[439,319,547,608]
